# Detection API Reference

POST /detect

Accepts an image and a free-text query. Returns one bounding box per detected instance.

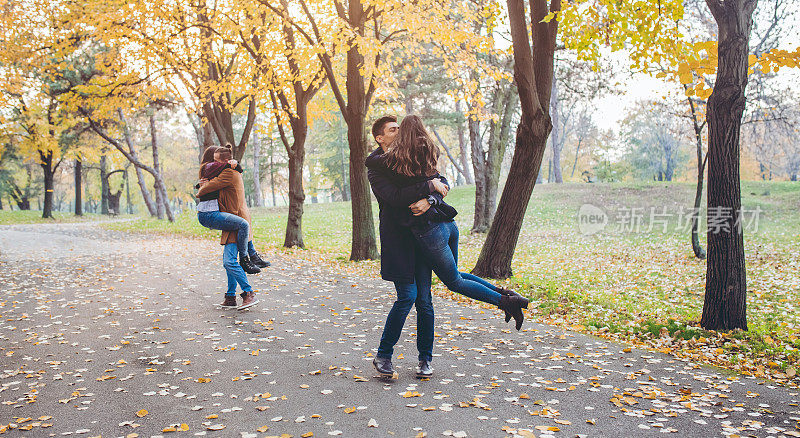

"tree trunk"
[473,118,551,278]
[116,109,158,216]
[149,112,167,220]
[203,97,256,162]
[485,87,518,225]
[108,186,122,215]
[202,118,215,156]
[269,145,277,207]
[252,132,263,207]
[455,100,474,185]
[74,158,83,216]
[100,153,110,215]
[571,138,583,178]
[700,0,755,331]
[550,78,563,183]
[278,100,310,248]
[691,154,708,259]
[40,151,56,219]
[432,127,466,186]
[132,163,156,216]
[346,116,379,260]
[472,0,559,278]
[13,192,29,210]
[339,125,350,201]
[343,2,378,260]
[470,116,488,232]
[124,167,133,214]
[686,92,709,259]
[284,148,306,247]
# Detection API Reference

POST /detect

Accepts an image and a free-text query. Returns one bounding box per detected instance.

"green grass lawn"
[0,210,108,225]
[103,180,800,382]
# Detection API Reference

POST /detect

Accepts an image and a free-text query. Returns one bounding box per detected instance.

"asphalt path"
[0,222,798,437]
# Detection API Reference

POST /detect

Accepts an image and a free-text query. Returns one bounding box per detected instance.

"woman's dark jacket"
[365,148,457,283]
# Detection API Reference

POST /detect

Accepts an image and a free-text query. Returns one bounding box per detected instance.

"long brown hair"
[385,115,439,177]
[199,146,219,178]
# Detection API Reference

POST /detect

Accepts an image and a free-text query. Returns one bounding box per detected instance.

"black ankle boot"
[497,287,516,322]
[239,255,261,274]
[416,360,433,379]
[497,288,522,323]
[249,252,270,268]
[499,294,529,331]
[373,357,394,378]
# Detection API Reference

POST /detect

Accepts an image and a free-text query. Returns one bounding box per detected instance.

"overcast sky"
[579,9,800,132]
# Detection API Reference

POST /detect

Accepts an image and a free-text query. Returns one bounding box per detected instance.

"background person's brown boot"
[238,291,260,310]
[220,295,237,309]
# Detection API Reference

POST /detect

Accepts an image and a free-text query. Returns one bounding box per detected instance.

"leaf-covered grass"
[0,210,107,225]
[104,180,800,384]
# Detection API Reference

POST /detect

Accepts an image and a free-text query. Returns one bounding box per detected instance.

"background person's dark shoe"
[239,255,261,274]
[220,296,237,309]
[416,360,433,379]
[238,291,260,310]
[372,357,394,378]
[250,252,271,268]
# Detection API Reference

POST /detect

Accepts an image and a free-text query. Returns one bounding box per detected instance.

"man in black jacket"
[367,115,447,379]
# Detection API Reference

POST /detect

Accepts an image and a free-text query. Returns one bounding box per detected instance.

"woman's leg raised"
[444,221,500,292]
[199,211,249,258]
[417,223,501,306]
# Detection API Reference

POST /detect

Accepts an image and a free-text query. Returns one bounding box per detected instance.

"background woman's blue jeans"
[377,255,434,362]
[223,243,252,297]
[198,211,249,257]
[415,221,502,306]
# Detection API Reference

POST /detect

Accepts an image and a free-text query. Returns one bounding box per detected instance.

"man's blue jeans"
[223,243,253,297]
[377,255,434,362]
[415,221,502,306]
[198,211,249,258]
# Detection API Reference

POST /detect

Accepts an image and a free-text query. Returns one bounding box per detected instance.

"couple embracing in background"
[195,144,270,311]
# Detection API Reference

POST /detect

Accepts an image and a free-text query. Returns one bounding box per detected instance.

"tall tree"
[242,0,326,248]
[472,0,560,278]
[74,158,82,216]
[0,0,84,219]
[435,2,516,233]
[147,108,174,221]
[700,0,758,331]
[290,0,386,260]
[285,0,488,260]
[82,0,259,161]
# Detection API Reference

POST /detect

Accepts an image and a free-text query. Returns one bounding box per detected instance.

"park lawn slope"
[104,181,800,386]
[0,210,107,225]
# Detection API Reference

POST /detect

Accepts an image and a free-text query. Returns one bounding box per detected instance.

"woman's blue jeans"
[198,211,249,258]
[377,254,434,362]
[415,221,501,306]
